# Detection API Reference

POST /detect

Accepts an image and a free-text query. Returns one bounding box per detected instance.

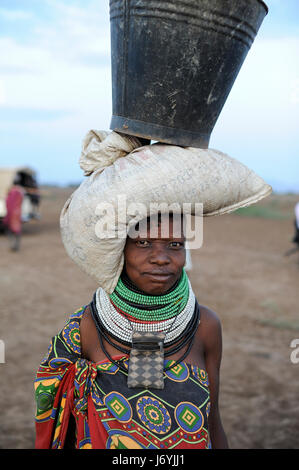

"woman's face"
[124,215,186,295]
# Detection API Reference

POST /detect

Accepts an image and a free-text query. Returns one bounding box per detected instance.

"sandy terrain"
[0,187,298,449]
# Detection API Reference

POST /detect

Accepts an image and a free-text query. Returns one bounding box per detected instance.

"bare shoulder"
[196,305,223,352]
[198,305,222,331]
[80,304,92,327]
[80,305,99,358]
[80,304,93,337]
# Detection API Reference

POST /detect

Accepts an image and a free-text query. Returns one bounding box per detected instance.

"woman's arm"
[201,307,229,449]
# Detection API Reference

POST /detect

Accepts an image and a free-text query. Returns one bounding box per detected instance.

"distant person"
[3,176,24,252]
[292,201,299,247]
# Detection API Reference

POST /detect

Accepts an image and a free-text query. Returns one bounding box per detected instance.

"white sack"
[60,130,271,293]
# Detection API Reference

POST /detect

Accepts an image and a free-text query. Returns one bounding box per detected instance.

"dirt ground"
[0,187,298,449]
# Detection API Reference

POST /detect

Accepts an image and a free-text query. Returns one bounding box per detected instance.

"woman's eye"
[136,240,150,246]
[169,241,184,248]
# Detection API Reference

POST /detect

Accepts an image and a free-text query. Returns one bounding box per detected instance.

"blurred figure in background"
[3,175,24,252]
[293,201,299,247]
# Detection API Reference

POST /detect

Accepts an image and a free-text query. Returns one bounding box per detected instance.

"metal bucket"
[109,0,268,148]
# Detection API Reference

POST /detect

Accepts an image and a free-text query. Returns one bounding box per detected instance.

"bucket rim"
[257,0,269,14]
[110,0,269,15]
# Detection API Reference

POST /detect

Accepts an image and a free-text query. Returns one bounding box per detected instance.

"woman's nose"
[149,245,170,264]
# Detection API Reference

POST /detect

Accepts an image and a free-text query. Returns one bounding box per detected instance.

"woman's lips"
[143,272,173,282]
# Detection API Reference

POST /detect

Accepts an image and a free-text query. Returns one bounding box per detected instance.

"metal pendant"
[127,331,165,389]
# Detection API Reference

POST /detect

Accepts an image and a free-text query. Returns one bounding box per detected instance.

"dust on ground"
[0,187,298,449]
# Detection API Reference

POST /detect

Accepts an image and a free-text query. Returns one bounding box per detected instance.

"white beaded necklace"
[95,279,196,345]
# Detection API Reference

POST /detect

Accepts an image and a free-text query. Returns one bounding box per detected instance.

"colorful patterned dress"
[34,306,211,449]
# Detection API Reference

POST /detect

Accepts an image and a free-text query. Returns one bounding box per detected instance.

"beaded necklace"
[90,293,200,374]
[110,268,189,322]
[95,268,194,343]
[89,269,201,384]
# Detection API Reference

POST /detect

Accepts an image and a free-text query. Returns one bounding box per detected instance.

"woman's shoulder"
[66,305,88,323]
[198,304,222,327]
[79,304,106,362]
[58,304,89,355]
[38,305,88,368]
[196,304,223,348]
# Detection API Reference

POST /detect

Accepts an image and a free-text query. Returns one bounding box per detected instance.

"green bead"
[110,269,189,321]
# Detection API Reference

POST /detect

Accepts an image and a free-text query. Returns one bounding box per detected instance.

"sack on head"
[60,130,271,293]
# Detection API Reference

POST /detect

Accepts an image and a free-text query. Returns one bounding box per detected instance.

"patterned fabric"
[35,306,211,449]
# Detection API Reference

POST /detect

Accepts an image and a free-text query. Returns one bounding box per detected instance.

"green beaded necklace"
[109,268,189,322]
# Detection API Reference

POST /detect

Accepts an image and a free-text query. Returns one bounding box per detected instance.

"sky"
[0,0,298,192]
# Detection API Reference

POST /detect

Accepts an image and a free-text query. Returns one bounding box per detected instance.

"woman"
[3,176,24,252]
[35,212,228,449]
